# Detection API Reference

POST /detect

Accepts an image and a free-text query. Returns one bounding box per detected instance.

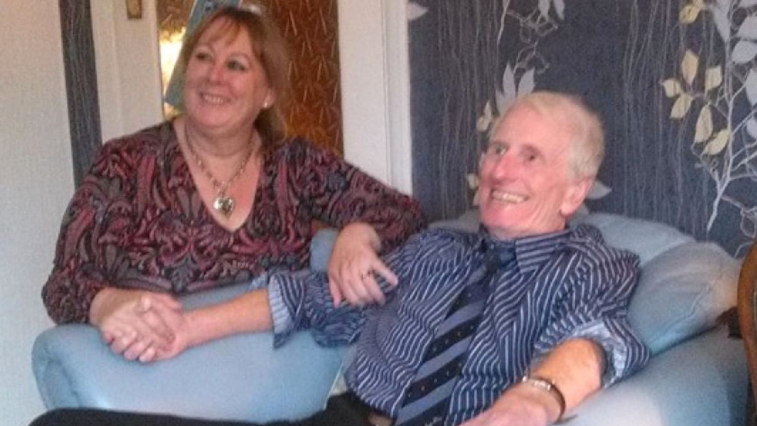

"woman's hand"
[89,288,183,363]
[327,223,398,307]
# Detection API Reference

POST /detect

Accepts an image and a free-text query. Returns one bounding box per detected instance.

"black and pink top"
[43,121,425,323]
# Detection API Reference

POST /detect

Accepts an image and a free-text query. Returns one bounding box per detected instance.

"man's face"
[477,105,591,240]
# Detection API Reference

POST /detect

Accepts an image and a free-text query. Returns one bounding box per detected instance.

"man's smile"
[490,190,527,204]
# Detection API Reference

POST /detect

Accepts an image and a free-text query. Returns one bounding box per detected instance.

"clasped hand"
[89,288,188,363]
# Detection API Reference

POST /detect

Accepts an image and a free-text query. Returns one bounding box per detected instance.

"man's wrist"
[521,374,566,422]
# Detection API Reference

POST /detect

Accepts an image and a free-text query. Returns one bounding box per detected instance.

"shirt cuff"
[266,274,296,345]
[556,320,631,387]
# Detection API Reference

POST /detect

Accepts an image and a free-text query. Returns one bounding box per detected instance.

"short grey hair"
[492,91,605,179]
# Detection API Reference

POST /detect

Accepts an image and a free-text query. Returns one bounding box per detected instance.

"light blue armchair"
[32,214,748,425]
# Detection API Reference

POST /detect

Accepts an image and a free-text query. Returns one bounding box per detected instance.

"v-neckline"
[169,120,265,234]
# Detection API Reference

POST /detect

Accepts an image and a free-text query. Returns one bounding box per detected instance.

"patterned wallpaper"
[408,0,757,256]
[259,0,343,154]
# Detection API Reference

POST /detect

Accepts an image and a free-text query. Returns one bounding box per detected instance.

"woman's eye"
[227,60,248,71]
[194,51,211,62]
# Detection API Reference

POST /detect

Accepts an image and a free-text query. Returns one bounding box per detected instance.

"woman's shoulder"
[268,136,321,156]
[86,122,175,178]
[101,122,173,154]
[266,136,337,166]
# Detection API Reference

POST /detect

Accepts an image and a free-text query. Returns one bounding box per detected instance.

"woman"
[42,4,424,363]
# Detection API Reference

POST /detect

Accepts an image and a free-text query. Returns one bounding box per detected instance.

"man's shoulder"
[415,227,479,245]
[566,224,640,266]
[400,227,479,259]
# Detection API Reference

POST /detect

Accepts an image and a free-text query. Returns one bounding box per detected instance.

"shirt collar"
[478,225,572,273]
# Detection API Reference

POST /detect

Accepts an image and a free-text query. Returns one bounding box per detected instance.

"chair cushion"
[310,228,338,271]
[33,294,346,421]
[569,213,694,266]
[627,241,739,355]
[432,210,738,356]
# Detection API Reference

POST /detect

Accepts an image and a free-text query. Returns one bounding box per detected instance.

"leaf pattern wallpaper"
[408,0,757,256]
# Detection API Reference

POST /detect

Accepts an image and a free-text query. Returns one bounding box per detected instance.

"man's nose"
[490,153,519,180]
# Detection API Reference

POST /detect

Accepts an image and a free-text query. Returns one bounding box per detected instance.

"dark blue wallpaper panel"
[409,0,757,256]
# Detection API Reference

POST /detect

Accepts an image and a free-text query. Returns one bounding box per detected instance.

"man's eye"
[490,145,506,156]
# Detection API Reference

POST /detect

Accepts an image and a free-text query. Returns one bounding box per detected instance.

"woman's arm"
[289,140,425,306]
[43,135,181,359]
[42,142,131,324]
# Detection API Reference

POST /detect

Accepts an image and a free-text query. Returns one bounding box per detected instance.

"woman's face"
[183,19,273,137]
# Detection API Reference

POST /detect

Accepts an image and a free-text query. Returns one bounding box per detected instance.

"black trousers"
[30,393,374,426]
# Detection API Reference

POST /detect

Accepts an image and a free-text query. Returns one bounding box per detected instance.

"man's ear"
[560,177,594,217]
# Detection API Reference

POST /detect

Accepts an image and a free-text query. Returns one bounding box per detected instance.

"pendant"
[213,195,235,217]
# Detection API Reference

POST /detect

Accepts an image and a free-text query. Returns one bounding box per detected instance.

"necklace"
[184,122,256,217]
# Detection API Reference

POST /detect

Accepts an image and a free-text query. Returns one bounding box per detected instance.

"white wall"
[92,0,164,140]
[337,0,413,194]
[0,1,73,425]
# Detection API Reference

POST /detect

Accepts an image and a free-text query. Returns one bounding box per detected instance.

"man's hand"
[459,382,560,426]
[89,288,182,363]
[151,289,276,362]
[327,222,398,306]
[150,309,194,362]
[463,338,604,425]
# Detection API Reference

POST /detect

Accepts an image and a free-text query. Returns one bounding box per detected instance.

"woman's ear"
[262,90,276,109]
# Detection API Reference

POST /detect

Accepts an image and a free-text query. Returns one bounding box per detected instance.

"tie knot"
[482,240,515,272]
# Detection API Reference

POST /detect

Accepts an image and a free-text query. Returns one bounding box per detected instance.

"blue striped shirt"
[266,225,649,425]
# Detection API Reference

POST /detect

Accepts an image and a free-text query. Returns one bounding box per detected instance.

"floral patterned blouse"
[43,122,425,323]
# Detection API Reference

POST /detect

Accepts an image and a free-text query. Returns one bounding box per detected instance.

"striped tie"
[394,246,514,426]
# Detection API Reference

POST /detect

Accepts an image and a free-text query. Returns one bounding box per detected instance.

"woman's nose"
[207,62,225,83]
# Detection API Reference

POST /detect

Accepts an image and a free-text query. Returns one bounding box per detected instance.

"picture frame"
[126,0,143,20]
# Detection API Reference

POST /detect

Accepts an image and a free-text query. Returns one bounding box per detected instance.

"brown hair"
[176,4,290,149]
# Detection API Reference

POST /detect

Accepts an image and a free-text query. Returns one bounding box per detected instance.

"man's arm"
[461,338,604,426]
[150,231,431,361]
[151,289,274,361]
[151,264,386,361]
[184,289,274,344]
[462,242,649,425]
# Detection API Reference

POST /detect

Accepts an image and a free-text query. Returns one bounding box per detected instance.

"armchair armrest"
[570,327,747,426]
[32,282,346,422]
[32,229,345,421]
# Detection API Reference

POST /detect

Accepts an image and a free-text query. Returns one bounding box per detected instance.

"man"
[32,92,649,426]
